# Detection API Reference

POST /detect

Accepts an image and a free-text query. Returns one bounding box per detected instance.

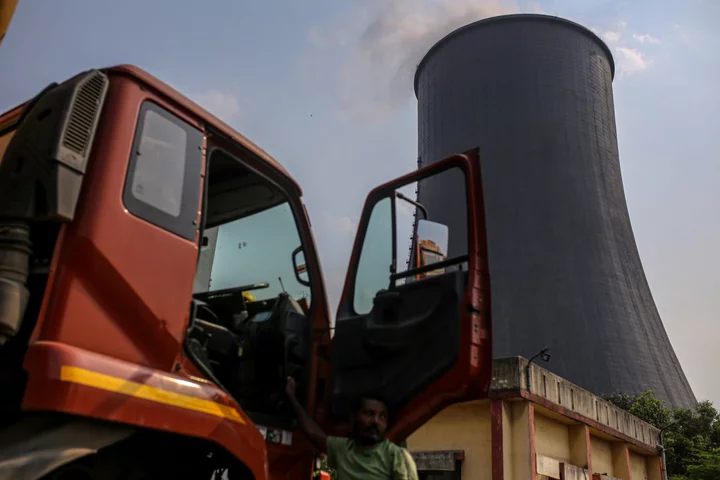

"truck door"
[331,150,491,441]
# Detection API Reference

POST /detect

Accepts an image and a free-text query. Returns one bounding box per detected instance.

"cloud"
[615,47,650,77]
[192,90,240,124]
[334,0,519,122]
[308,27,325,49]
[602,31,622,43]
[312,211,359,314]
[671,24,692,45]
[320,212,357,236]
[633,33,660,44]
[591,21,657,78]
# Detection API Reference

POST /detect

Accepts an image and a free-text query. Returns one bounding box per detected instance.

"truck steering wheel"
[193,282,270,304]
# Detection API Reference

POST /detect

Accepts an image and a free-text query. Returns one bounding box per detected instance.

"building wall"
[630,451,649,480]
[509,402,533,480]
[408,385,661,479]
[590,436,614,476]
[502,402,514,480]
[408,399,492,480]
[535,414,571,464]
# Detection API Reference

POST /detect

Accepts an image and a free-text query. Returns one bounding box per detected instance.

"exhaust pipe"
[0,223,30,346]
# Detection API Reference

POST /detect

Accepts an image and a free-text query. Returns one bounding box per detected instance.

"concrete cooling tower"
[414,14,696,407]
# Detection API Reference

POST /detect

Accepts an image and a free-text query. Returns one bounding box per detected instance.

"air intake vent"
[61,71,108,159]
[0,69,110,222]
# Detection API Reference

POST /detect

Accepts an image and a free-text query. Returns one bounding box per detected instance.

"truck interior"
[187,147,312,427]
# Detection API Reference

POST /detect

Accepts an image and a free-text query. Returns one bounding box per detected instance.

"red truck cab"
[0,66,492,479]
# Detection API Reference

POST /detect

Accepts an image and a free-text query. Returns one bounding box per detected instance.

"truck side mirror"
[292,246,311,287]
[415,219,449,277]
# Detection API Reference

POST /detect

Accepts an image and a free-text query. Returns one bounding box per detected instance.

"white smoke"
[337,0,520,122]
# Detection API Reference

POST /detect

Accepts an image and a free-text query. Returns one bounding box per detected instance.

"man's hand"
[286,376,297,399]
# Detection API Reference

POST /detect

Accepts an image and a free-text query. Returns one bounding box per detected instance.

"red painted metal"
[490,400,505,480]
[529,403,537,480]
[337,150,492,442]
[584,425,593,475]
[23,342,267,479]
[29,74,198,369]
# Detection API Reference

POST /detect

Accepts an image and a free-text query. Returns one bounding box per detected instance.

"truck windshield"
[194,201,311,304]
[192,149,311,306]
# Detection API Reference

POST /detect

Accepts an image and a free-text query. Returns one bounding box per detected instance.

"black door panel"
[331,270,467,419]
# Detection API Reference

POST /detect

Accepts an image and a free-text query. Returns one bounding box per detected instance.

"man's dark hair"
[351,394,392,420]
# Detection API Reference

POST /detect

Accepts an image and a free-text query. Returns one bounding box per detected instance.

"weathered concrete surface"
[537,453,561,478]
[492,357,661,450]
[563,463,591,480]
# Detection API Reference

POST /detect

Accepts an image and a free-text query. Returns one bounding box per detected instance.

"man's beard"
[355,425,383,445]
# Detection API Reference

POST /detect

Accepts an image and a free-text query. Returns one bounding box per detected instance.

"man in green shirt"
[286,377,418,480]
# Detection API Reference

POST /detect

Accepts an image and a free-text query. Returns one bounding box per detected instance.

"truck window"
[123,102,203,241]
[130,109,186,217]
[354,197,392,314]
[351,168,468,316]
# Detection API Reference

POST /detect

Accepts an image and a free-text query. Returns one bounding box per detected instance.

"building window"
[412,451,464,480]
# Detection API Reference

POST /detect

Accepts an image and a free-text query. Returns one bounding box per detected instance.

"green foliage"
[605,391,720,479]
[605,390,672,428]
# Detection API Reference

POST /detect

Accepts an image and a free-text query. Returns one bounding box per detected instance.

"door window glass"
[123,102,202,241]
[131,109,187,217]
[350,167,467,316]
[353,197,392,315]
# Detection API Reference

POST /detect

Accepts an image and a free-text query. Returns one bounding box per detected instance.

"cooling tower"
[414,14,696,407]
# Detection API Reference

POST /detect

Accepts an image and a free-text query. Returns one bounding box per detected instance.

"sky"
[1,0,717,406]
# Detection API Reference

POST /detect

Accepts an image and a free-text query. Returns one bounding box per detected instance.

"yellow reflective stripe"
[60,365,245,424]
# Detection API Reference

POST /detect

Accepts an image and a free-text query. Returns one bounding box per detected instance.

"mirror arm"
[395,191,428,219]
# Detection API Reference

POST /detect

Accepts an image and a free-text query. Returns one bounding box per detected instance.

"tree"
[684,451,720,480]
[605,391,720,480]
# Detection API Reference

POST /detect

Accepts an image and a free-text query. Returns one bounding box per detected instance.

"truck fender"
[0,415,134,480]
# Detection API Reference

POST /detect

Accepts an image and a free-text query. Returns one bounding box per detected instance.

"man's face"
[352,398,388,445]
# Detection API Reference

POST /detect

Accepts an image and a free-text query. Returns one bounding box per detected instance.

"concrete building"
[408,358,664,480]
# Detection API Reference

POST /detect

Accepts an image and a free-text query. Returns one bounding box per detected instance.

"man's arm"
[286,376,328,452]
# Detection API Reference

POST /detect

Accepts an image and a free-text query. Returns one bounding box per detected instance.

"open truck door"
[331,150,491,441]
